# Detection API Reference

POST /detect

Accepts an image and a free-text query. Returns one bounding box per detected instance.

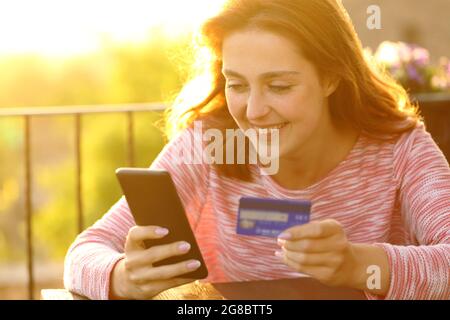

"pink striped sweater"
[64,123,450,300]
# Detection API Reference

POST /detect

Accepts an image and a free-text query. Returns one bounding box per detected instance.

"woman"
[64,0,450,300]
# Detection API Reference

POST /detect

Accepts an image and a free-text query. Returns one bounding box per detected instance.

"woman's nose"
[246,90,271,121]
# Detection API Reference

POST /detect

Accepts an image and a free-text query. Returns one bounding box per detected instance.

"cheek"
[273,91,309,121]
[225,93,246,119]
[279,86,325,122]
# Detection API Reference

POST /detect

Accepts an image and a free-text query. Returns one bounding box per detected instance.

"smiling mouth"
[250,122,289,130]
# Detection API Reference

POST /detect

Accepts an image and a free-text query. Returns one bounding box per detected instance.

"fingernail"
[278,232,291,240]
[277,238,286,246]
[155,227,169,236]
[187,260,201,270]
[178,242,191,252]
[274,251,284,258]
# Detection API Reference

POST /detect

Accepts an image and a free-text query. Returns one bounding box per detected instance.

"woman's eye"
[226,84,248,92]
[269,85,292,93]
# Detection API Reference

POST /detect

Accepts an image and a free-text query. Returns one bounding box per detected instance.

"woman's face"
[222,28,337,159]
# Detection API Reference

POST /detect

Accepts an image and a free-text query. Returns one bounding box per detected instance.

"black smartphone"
[115,167,208,280]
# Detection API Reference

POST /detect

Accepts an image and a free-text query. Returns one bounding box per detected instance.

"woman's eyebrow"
[222,69,301,79]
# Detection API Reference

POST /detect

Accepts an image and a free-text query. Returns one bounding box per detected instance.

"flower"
[431,75,448,91]
[440,57,450,76]
[411,46,430,67]
[406,64,424,84]
[373,41,450,93]
[374,41,401,67]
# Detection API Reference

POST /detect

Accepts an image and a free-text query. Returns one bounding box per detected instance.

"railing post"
[127,112,135,167]
[75,114,84,234]
[24,115,34,300]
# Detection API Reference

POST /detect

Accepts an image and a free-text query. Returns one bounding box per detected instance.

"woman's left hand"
[276,219,358,288]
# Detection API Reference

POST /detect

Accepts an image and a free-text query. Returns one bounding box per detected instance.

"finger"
[131,259,202,284]
[278,234,347,253]
[283,255,334,282]
[126,241,192,269]
[125,226,169,252]
[280,249,344,268]
[140,278,195,299]
[280,219,343,240]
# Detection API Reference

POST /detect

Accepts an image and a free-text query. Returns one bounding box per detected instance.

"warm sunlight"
[374,41,401,66]
[0,0,226,57]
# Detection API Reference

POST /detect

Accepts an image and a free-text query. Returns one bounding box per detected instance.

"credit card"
[237,197,311,238]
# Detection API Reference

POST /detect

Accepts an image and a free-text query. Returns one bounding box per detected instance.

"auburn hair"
[163,0,420,182]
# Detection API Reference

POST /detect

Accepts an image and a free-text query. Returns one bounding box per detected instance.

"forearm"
[367,243,450,299]
[348,244,390,297]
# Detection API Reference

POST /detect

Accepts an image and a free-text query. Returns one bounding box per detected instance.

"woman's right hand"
[110,225,202,300]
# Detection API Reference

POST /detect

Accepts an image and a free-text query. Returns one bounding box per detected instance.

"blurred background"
[0,0,449,299]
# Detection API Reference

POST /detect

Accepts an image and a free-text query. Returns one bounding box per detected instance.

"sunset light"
[0,0,226,57]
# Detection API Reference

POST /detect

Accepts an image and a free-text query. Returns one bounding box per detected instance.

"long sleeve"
[63,197,132,300]
[63,126,210,299]
[367,125,450,300]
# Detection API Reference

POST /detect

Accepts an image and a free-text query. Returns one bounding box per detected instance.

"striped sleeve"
[63,196,133,300]
[63,127,210,300]
[367,125,450,300]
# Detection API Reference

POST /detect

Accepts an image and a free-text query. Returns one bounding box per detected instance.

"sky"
[0,0,226,57]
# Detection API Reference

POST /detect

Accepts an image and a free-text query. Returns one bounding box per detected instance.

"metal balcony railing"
[0,103,165,299]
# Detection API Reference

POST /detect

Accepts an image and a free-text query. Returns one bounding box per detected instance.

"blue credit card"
[237,197,311,238]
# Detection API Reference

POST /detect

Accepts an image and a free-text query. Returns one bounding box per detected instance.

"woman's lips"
[250,122,289,130]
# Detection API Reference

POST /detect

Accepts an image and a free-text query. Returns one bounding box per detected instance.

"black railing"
[0,103,165,299]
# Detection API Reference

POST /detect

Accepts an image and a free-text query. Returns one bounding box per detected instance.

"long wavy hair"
[163,0,420,182]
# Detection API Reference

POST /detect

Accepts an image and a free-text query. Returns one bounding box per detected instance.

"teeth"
[254,122,287,130]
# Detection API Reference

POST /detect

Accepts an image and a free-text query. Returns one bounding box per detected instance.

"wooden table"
[41,277,367,300]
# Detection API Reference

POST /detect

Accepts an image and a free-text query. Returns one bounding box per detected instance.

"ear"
[323,75,340,97]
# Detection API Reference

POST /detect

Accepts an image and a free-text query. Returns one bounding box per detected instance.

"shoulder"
[155,126,201,162]
[166,123,208,150]
[347,123,444,183]
[392,122,446,168]
[165,126,196,148]
[359,122,440,164]
[393,122,430,154]
[389,122,449,186]
[150,125,211,174]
